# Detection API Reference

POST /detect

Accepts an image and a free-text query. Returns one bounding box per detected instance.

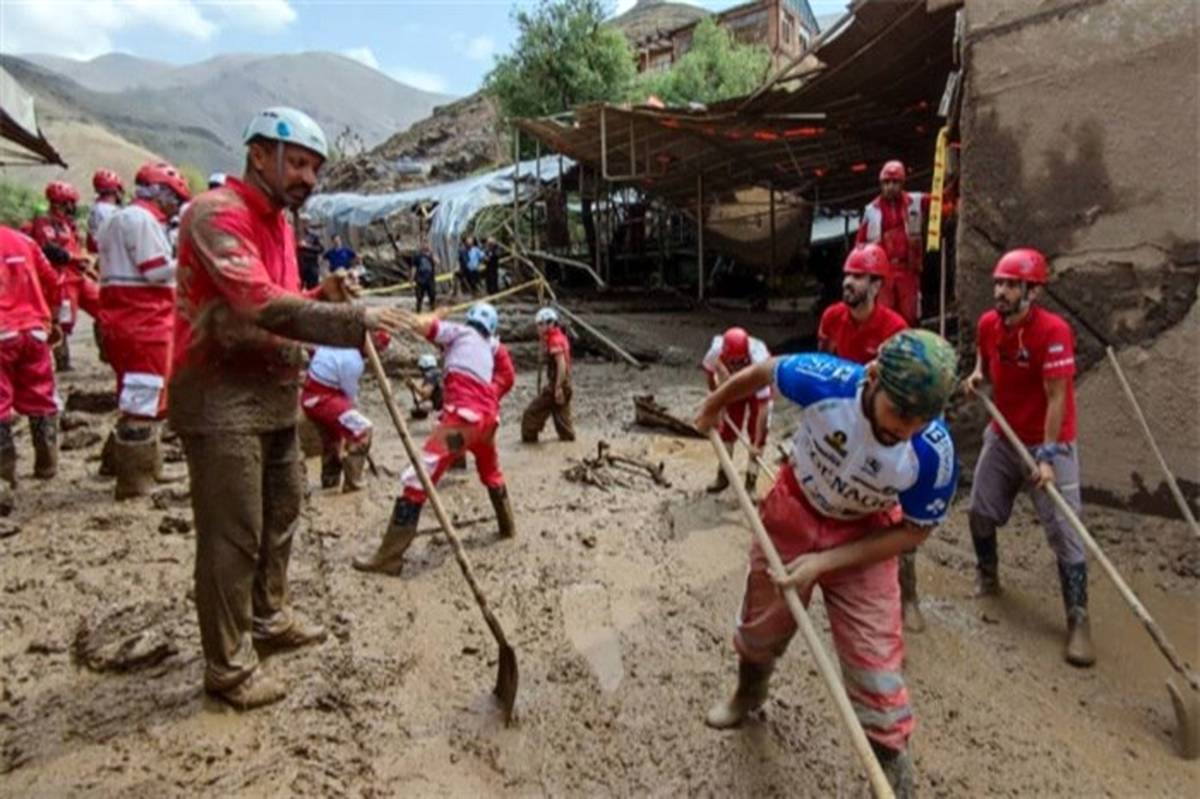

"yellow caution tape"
[926,126,949,252]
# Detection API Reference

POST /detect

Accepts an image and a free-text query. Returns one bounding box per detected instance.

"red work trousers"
[400,409,504,503]
[0,331,57,421]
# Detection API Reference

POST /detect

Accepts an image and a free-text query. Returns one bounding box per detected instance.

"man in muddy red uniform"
[964,247,1094,667]
[696,330,960,797]
[31,180,100,371]
[97,161,191,499]
[702,327,771,495]
[172,107,404,710]
[354,301,517,575]
[0,226,63,514]
[856,160,929,325]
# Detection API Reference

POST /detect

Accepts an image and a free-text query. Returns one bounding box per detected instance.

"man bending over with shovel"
[695,329,959,796]
[354,301,516,575]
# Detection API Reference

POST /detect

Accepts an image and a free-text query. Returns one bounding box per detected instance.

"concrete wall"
[957,0,1199,516]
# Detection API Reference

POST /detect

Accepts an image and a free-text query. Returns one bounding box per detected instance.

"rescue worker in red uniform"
[702,327,772,495]
[964,248,1095,667]
[856,161,929,326]
[97,161,191,499]
[301,332,391,492]
[521,306,575,443]
[31,180,100,371]
[354,301,518,576]
[172,106,405,710]
[818,244,926,631]
[0,226,63,515]
[87,169,125,254]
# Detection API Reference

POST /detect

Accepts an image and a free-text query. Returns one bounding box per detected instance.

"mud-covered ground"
[1,310,1197,797]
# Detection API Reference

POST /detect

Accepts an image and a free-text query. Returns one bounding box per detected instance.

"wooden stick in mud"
[707,430,895,798]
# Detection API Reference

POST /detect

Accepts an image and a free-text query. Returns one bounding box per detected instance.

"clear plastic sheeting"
[304,156,573,269]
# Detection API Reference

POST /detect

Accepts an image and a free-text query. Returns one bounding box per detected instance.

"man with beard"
[695,330,959,798]
[856,161,929,325]
[963,248,1094,667]
[819,244,909,364]
[818,244,924,631]
[171,107,406,710]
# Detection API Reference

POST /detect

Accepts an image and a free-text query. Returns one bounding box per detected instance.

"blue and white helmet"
[417,353,438,371]
[465,302,499,337]
[242,107,328,161]
[535,307,558,326]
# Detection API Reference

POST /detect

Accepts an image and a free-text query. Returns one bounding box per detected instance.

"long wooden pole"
[977,393,1200,692]
[708,430,894,798]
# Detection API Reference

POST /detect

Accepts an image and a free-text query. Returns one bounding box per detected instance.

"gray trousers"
[968,426,1085,566]
[184,427,304,691]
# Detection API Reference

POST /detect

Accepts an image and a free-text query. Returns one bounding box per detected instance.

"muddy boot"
[54,337,71,372]
[0,482,12,517]
[969,512,1001,596]
[255,615,328,656]
[488,485,516,539]
[353,498,421,574]
[871,741,915,799]
[212,669,288,711]
[0,421,16,490]
[320,450,342,489]
[899,550,926,633]
[98,431,116,477]
[29,415,58,479]
[1059,561,1096,667]
[705,659,774,729]
[706,467,730,495]
[342,452,367,493]
[113,420,161,500]
[743,468,758,497]
[450,455,468,471]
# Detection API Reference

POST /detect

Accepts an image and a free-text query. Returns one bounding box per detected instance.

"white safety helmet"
[208,172,227,188]
[417,353,438,371]
[465,302,499,337]
[535,307,559,326]
[242,106,329,161]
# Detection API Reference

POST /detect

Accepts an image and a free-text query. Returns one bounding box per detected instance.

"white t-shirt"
[308,346,365,400]
[702,334,771,400]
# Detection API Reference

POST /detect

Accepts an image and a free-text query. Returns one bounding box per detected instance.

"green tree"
[637,18,772,106]
[486,0,637,120]
[0,180,45,227]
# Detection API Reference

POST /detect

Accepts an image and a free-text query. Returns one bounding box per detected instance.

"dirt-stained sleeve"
[30,241,62,313]
[188,199,367,348]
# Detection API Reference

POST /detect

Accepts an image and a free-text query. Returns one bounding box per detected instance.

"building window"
[781,12,794,44]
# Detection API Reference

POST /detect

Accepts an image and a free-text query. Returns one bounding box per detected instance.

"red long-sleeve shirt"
[0,226,62,335]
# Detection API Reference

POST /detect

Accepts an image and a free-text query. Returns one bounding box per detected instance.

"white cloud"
[613,0,637,14]
[341,46,380,70]
[450,32,496,62]
[388,67,449,94]
[210,0,297,33]
[0,0,296,60]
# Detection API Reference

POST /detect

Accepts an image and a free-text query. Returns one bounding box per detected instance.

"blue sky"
[1,0,850,96]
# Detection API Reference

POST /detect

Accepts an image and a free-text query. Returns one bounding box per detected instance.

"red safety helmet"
[370,330,392,352]
[721,327,750,365]
[843,243,890,278]
[45,180,79,205]
[135,161,192,202]
[992,248,1049,284]
[879,160,906,183]
[92,169,124,194]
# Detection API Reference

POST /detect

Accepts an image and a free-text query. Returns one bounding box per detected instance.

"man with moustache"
[172,107,406,710]
[962,248,1094,667]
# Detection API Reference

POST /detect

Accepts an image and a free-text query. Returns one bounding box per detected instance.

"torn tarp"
[304,156,573,269]
[0,66,66,167]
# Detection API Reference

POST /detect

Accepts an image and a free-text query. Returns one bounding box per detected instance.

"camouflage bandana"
[877,329,959,419]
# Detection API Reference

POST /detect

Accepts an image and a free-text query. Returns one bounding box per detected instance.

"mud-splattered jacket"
[30,211,99,330]
[169,177,367,434]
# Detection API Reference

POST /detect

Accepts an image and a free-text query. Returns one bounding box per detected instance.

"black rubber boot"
[29,415,58,479]
[99,431,116,477]
[0,422,14,516]
[353,498,422,575]
[488,485,516,539]
[705,659,774,729]
[871,740,915,799]
[1059,561,1096,667]
[320,450,343,489]
[969,512,1001,596]
[706,467,729,494]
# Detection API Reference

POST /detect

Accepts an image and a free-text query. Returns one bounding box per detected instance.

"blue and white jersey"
[775,353,958,526]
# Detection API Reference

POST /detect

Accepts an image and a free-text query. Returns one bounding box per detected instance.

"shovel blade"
[1167,679,1200,759]
[494,642,519,726]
